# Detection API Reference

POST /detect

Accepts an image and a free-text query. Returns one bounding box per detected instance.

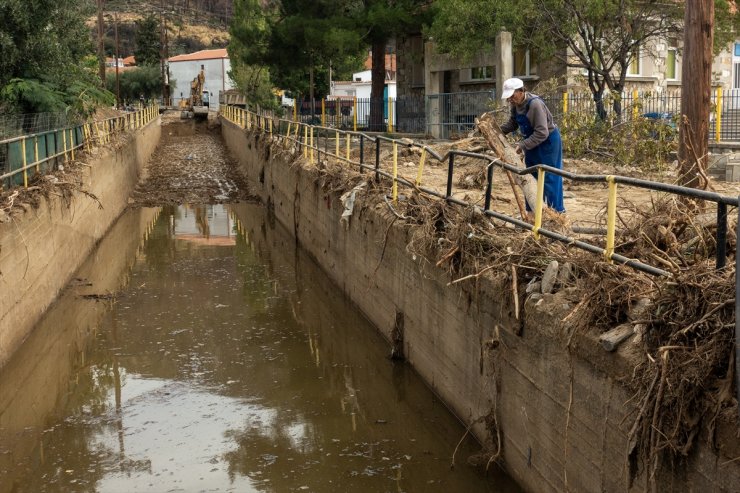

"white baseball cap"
[500,77,524,99]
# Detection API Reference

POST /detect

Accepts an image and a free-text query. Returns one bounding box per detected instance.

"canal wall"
[221,120,740,492]
[0,208,159,493]
[0,120,161,368]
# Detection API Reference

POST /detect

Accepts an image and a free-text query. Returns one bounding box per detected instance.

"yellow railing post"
[415,148,427,187]
[34,136,39,173]
[392,141,398,203]
[716,87,723,142]
[321,99,326,127]
[632,89,639,121]
[303,125,308,159]
[533,168,546,240]
[62,129,68,163]
[562,92,568,114]
[70,129,75,161]
[21,137,28,188]
[269,118,273,134]
[287,121,292,138]
[387,97,393,133]
[310,126,315,164]
[353,97,357,132]
[605,176,618,263]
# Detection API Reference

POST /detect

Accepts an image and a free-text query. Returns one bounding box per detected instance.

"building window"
[734,42,740,57]
[666,47,677,80]
[628,45,641,76]
[470,66,494,80]
[514,48,537,77]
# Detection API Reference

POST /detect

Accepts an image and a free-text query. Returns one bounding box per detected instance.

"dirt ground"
[129,113,254,207]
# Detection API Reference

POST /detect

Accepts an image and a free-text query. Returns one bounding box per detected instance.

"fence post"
[562,92,568,115]
[387,97,393,133]
[716,202,727,269]
[605,176,618,262]
[392,141,398,203]
[34,136,39,173]
[353,97,357,132]
[293,100,297,122]
[716,86,723,142]
[632,89,639,121]
[533,168,546,240]
[21,137,28,188]
[446,153,455,200]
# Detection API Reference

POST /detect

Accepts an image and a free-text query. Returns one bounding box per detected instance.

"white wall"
[169,58,234,110]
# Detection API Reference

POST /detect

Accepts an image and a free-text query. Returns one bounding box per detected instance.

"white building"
[168,49,234,111]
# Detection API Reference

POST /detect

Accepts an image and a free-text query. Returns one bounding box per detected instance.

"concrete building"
[168,49,234,110]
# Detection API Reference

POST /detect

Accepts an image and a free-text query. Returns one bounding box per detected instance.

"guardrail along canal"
[1,193,519,491]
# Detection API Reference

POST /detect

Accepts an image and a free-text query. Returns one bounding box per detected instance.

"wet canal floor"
[1,201,520,492]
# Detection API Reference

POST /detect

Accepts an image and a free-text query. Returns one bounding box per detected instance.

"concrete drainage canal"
[0,117,520,492]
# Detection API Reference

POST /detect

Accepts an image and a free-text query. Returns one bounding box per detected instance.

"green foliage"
[0,0,116,116]
[228,64,277,110]
[559,107,678,171]
[430,1,738,118]
[229,0,430,101]
[135,14,162,67]
[106,66,163,103]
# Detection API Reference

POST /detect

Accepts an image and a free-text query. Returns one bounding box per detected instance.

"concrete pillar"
[495,30,513,100]
[425,41,445,138]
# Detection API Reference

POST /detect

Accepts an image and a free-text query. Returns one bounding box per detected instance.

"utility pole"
[679,1,714,189]
[97,0,106,85]
[164,4,170,106]
[114,12,121,108]
[160,0,166,105]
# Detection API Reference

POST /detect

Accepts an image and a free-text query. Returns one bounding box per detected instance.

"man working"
[500,77,565,213]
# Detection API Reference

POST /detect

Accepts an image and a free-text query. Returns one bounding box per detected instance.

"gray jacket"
[500,92,557,151]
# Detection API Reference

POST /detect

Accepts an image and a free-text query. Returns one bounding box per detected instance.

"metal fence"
[282,88,740,142]
[1,106,159,190]
[0,112,79,141]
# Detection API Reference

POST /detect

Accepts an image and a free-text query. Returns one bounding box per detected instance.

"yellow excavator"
[180,65,210,119]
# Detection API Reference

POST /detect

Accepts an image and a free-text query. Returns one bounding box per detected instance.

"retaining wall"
[221,118,740,492]
[0,119,161,367]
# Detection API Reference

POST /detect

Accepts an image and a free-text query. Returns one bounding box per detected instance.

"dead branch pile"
[270,129,738,478]
[626,267,735,487]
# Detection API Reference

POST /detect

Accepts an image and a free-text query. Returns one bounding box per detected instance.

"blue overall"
[515,99,565,212]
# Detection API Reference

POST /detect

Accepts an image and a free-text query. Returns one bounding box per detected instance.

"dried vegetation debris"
[264,131,738,474]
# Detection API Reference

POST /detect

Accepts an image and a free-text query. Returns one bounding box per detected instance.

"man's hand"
[515,145,524,155]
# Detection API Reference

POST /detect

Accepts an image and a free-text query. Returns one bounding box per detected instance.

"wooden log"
[599,324,635,352]
[476,112,539,220]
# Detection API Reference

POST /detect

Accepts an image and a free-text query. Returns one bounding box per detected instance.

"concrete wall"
[221,118,740,492]
[0,119,161,368]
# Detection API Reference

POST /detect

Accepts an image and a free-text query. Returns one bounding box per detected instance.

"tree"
[229,0,364,115]
[430,0,737,119]
[228,63,277,110]
[0,0,113,115]
[135,14,161,67]
[105,65,164,104]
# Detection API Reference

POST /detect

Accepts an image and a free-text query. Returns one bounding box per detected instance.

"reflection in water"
[1,203,520,492]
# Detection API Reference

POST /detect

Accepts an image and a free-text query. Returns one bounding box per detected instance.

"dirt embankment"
[130,115,254,207]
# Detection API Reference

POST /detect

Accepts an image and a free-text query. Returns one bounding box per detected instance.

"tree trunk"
[679,1,714,189]
[476,112,538,220]
[370,40,386,131]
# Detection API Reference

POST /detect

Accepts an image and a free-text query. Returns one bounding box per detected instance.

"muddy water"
[0,202,520,492]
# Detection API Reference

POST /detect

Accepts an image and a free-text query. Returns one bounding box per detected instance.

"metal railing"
[222,102,740,421]
[221,103,739,275]
[275,88,740,142]
[1,105,160,190]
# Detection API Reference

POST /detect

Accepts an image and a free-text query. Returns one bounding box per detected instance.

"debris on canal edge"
[253,123,738,485]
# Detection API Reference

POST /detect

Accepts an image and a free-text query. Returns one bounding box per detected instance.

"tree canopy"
[429,0,738,117]
[0,0,114,115]
[135,14,162,67]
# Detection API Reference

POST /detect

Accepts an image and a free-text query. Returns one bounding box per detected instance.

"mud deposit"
[131,116,253,206]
